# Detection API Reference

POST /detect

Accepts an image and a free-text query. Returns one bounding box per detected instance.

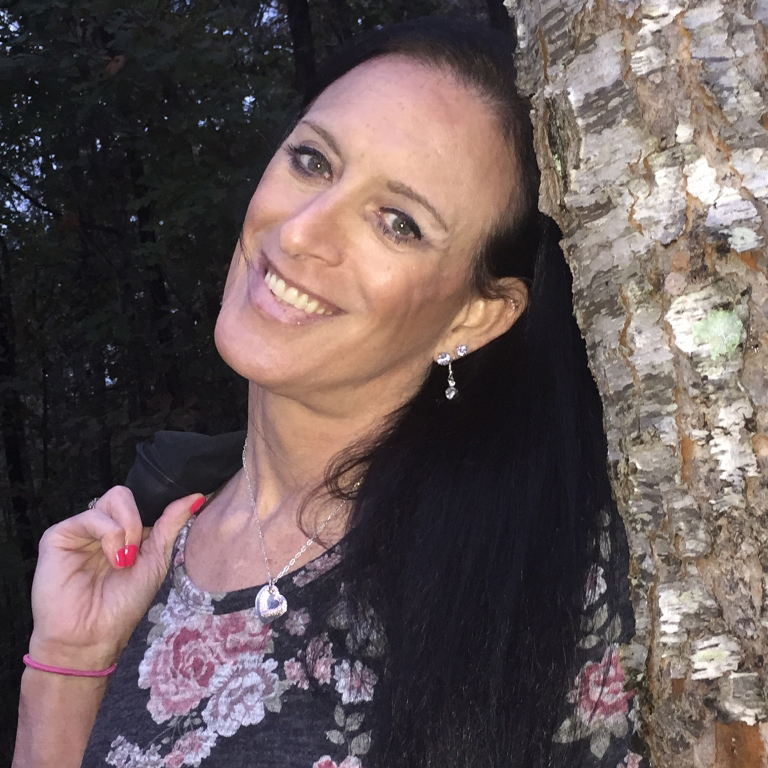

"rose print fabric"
[552,512,648,768]
[81,521,381,768]
[82,513,644,768]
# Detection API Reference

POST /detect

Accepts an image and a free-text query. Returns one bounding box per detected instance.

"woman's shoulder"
[125,430,246,526]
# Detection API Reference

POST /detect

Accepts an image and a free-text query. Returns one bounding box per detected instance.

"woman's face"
[215,55,518,414]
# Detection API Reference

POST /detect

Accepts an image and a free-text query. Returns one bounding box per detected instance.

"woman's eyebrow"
[301,120,342,157]
[386,180,448,232]
[301,119,449,232]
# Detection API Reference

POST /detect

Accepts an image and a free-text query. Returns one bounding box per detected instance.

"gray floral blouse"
[81,514,645,768]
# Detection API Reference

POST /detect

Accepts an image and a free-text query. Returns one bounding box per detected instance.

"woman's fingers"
[38,488,204,586]
[39,486,145,570]
[40,509,128,569]
[90,486,144,567]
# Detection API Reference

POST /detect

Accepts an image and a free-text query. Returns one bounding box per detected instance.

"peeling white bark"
[690,635,742,680]
[658,578,719,642]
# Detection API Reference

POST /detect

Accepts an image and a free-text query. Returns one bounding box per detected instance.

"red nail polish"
[190,497,206,515]
[124,544,138,567]
[115,548,127,568]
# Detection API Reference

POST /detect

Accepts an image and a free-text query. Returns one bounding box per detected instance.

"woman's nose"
[278,189,348,266]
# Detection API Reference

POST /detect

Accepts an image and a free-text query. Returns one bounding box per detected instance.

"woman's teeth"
[265,270,330,315]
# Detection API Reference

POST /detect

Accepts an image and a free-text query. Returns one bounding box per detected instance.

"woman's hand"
[27,486,204,670]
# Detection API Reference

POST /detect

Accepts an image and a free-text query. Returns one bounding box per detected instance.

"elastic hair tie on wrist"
[23,653,117,678]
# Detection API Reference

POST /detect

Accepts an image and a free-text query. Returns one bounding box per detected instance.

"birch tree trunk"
[509,1,768,766]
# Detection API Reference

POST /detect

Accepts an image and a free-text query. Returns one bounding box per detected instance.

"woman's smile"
[246,251,341,326]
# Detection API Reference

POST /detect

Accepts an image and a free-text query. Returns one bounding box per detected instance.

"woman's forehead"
[302,56,516,226]
[309,55,481,120]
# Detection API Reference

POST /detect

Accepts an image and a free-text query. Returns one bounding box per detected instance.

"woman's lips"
[247,254,339,326]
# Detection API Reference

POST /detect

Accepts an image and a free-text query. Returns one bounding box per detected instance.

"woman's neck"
[242,382,385,520]
[183,382,388,593]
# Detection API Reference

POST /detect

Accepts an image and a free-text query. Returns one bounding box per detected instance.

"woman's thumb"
[145,494,205,568]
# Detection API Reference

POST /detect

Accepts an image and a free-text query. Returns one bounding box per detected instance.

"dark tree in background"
[285,0,316,93]
[0,0,492,758]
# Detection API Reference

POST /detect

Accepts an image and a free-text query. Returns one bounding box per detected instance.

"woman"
[14,16,642,768]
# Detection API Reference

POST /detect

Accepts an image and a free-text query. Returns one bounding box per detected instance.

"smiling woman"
[13,16,643,768]
[216,55,525,413]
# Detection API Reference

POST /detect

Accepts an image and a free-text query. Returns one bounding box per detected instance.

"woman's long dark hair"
[293,17,627,768]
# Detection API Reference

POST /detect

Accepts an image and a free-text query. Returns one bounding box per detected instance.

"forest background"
[5,1,768,766]
[0,0,509,759]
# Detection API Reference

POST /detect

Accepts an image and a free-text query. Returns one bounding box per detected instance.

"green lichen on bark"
[692,309,744,361]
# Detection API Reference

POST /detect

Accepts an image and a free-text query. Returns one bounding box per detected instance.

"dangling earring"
[437,344,468,400]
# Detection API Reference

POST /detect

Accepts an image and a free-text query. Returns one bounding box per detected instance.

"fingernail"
[190,497,206,515]
[124,544,138,567]
[115,548,127,568]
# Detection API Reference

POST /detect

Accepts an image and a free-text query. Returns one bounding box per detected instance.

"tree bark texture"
[509,1,768,766]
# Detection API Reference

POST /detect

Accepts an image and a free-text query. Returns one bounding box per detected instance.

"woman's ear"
[433,277,528,359]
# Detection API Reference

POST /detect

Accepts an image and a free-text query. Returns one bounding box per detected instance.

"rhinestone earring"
[436,344,468,400]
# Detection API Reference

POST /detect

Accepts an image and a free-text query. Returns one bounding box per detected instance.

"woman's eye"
[286,144,332,180]
[380,209,422,243]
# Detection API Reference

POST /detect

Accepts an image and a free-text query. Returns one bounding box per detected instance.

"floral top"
[82,514,645,768]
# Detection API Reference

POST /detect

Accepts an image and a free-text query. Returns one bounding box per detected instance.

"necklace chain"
[242,442,344,588]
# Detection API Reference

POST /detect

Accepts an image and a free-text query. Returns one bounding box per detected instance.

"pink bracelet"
[23,653,117,678]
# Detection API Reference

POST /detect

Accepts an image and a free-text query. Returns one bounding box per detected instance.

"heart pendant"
[255,584,288,624]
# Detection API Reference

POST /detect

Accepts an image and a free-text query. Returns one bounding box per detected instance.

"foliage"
[2,0,291,510]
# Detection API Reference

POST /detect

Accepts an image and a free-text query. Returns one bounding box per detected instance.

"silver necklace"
[242,442,345,624]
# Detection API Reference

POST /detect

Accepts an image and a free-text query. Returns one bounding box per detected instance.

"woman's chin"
[214,312,268,381]
[213,263,347,391]
[212,311,310,395]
